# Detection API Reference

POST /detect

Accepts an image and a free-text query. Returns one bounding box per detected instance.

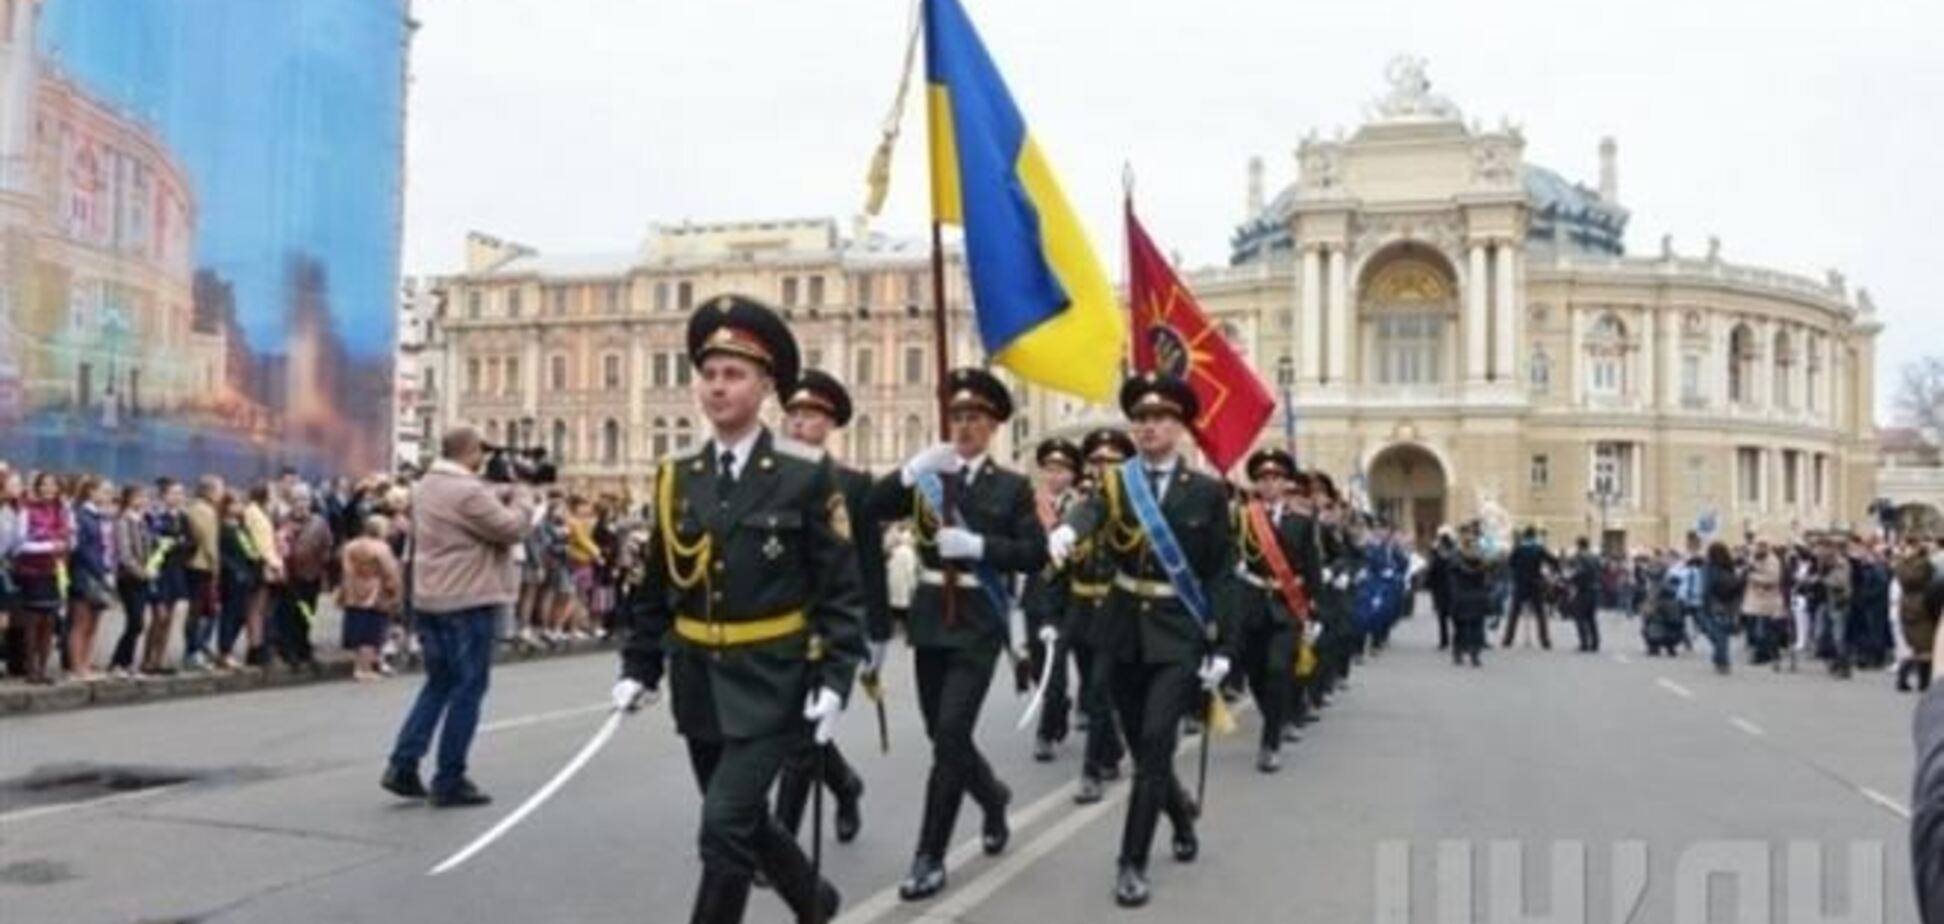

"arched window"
[602,419,621,465]
[902,414,925,458]
[1275,355,1294,387]
[1728,323,1755,405]
[1529,347,1552,394]
[651,416,669,459]
[1805,333,1821,412]
[551,419,568,461]
[1219,321,1248,363]
[853,414,874,462]
[1584,313,1627,397]
[1772,329,1794,409]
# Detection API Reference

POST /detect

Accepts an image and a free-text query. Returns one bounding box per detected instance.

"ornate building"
[1099,58,1881,550]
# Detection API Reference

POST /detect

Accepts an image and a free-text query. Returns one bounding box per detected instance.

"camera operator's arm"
[453,482,532,548]
[619,470,673,694]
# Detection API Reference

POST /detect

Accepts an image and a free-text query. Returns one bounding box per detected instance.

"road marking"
[479,702,610,733]
[1857,786,1911,820]
[836,701,1258,924]
[0,782,189,826]
[1728,716,1764,737]
[1655,677,1695,699]
[1610,653,1633,665]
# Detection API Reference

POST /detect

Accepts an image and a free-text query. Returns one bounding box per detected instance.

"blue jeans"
[1697,607,1733,668]
[388,605,497,794]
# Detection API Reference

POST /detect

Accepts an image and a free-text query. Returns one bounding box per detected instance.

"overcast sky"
[401,0,1940,423]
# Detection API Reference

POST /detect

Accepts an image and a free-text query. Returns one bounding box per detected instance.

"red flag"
[1126,200,1275,473]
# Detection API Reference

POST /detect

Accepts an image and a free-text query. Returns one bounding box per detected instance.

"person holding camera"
[381,425,534,808]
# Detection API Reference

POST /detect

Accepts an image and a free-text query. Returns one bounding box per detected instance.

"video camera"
[482,444,557,485]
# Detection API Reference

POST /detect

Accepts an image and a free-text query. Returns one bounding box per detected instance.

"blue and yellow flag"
[925,0,1123,402]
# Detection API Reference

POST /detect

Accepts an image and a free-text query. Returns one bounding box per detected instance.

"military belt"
[1113,573,1177,599]
[1070,580,1110,599]
[674,610,808,648]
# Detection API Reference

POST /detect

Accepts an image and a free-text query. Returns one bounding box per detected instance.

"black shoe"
[1033,737,1056,763]
[981,781,1011,856]
[1173,826,1200,863]
[1114,863,1150,907]
[1074,775,1105,805]
[1098,762,1123,782]
[898,855,947,902]
[1293,713,1318,728]
[690,869,753,924]
[1470,653,1481,667]
[834,781,863,844]
[802,880,841,924]
[1280,723,1301,744]
[381,765,428,799]
[430,779,493,808]
[1257,746,1282,774]
[1715,663,1731,676]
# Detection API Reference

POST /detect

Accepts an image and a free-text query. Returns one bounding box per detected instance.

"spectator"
[183,475,224,670]
[1743,540,1787,667]
[1699,541,1743,674]
[0,469,22,678]
[214,490,260,670]
[1502,526,1558,649]
[1909,584,1944,923]
[564,495,602,639]
[239,483,282,666]
[339,515,401,681]
[13,472,71,684]
[109,483,156,678]
[382,425,533,808]
[1898,536,1939,692]
[67,475,115,682]
[276,483,332,669]
[1820,536,1856,678]
[143,477,191,675]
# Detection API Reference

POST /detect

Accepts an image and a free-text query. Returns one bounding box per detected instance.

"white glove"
[611,677,656,712]
[1305,621,1323,643]
[867,640,889,673]
[803,687,844,744]
[1333,572,1352,590]
[1048,524,1077,566]
[1197,655,1231,691]
[936,526,985,561]
[900,443,964,487]
[1037,624,1059,646]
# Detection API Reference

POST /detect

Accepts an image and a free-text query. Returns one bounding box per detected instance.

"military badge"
[827,492,852,543]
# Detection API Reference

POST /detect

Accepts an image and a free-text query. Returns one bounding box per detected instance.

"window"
[651,417,669,459]
[486,358,501,396]
[1813,454,1828,506]
[1529,348,1551,394]
[782,276,799,307]
[508,288,524,318]
[1530,454,1550,488]
[607,284,623,313]
[424,368,437,395]
[1591,441,1634,501]
[1806,335,1821,411]
[504,357,520,397]
[654,281,670,312]
[1584,313,1626,397]
[675,354,691,386]
[1736,447,1762,506]
[466,291,482,319]
[652,353,670,388]
[677,281,694,311]
[466,358,481,394]
[853,415,874,460]
[903,414,926,457]
[1728,324,1755,405]
[551,419,568,461]
[1687,454,1708,496]
[1012,417,1031,447]
[904,346,925,385]
[1680,354,1702,405]
[603,353,622,391]
[1373,314,1443,385]
[674,418,693,451]
[550,355,567,391]
[903,273,923,308]
[1782,450,1800,504]
[486,420,500,443]
[1276,355,1294,387]
[1773,330,1793,409]
[546,288,565,317]
[855,347,874,386]
[805,348,823,373]
[602,419,621,465]
[807,275,825,306]
[855,273,874,308]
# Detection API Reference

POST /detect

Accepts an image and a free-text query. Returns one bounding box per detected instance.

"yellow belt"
[674,610,808,648]
[1070,580,1110,599]
[1113,573,1177,599]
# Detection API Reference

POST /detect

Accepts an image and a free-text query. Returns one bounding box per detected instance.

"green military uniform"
[620,296,866,924]
[1059,374,1237,908]
[1068,428,1134,802]
[1224,448,1319,771]
[1308,474,1363,707]
[1021,438,1081,757]
[868,368,1048,901]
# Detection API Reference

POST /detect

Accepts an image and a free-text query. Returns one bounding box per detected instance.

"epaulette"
[770,435,827,464]
[664,443,709,471]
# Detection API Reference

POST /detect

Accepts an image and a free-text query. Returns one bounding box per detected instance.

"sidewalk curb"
[0,639,618,718]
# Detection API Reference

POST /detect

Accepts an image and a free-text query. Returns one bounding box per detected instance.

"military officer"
[1070,428,1134,804]
[869,367,1048,902]
[770,369,882,845]
[1309,472,1363,709]
[611,295,867,924]
[1226,447,1317,773]
[1048,373,1237,908]
[1022,437,1083,761]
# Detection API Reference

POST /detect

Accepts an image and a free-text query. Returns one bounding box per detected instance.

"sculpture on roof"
[1371,55,1462,123]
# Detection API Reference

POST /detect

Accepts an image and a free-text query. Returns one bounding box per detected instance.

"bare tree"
[1893,355,1943,435]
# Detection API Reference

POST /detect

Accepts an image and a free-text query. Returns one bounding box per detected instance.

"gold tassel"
[1207,691,1238,737]
[861,0,923,219]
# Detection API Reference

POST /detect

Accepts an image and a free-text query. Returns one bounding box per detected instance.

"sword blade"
[1014,648,1057,730]
[427,708,626,876]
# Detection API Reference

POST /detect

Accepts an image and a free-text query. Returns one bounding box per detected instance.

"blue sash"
[914,472,1013,635]
[1119,460,1209,629]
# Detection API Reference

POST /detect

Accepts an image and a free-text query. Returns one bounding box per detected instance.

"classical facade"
[1105,59,1880,550]
[429,218,984,497]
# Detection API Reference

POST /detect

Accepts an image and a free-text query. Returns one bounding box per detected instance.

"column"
[1640,307,1658,410]
[522,332,541,420]
[1659,306,1680,410]
[1714,314,1732,410]
[1326,246,1349,385]
[1753,318,1773,413]
[1299,246,1322,384]
[1569,306,1585,406]
[627,330,646,463]
[1466,243,1489,384]
[1493,242,1519,384]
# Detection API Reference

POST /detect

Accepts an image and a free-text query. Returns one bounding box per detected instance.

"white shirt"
[712,428,762,481]
[958,453,989,487]
[1138,454,1180,502]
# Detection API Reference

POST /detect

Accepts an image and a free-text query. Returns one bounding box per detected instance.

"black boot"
[1898,660,1915,693]
[833,773,864,844]
[689,869,753,924]
[1114,862,1151,907]
[1166,780,1200,864]
[977,778,1011,855]
[900,770,960,901]
[773,757,813,836]
[1922,662,1934,692]
[756,819,839,923]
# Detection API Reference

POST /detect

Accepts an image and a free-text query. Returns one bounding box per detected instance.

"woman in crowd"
[66,476,116,682]
[239,483,281,667]
[1743,540,1786,667]
[338,515,401,681]
[563,494,602,639]
[0,470,22,678]
[1699,541,1744,675]
[14,472,71,683]
[142,478,191,675]
[110,483,156,677]
[216,490,262,670]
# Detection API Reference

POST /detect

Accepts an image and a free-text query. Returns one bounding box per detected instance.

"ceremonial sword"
[427,707,627,876]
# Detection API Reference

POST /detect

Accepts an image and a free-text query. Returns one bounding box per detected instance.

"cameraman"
[381,425,534,808]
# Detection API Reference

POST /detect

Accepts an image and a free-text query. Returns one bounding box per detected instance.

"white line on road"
[1655,677,1695,699]
[1611,653,1633,665]
[1728,716,1765,737]
[1858,786,1911,820]
[0,782,189,826]
[479,703,611,733]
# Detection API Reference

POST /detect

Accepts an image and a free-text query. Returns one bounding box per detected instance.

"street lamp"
[1586,485,1619,555]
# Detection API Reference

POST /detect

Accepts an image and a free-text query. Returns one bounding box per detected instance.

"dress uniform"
[1449,524,1494,666]
[1070,428,1134,804]
[1052,374,1237,907]
[1225,448,1318,773]
[616,296,867,924]
[771,370,880,845]
[868,368,1048,902]
[1309,474,1364,707]
[1022,438,1082,761]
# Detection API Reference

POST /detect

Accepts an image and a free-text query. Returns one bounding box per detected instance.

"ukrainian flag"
[925,0,1123,402]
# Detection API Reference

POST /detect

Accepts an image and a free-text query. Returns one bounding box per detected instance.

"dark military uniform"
[1225,448,1318,769]
[1021,438,1081,757]
[772,370,882,846]
[1567,547,1603,652]
[869,368,1048,901]
[1308,475,1364,706]
[1068,429,1134,799]
[1061,374,1237,907]
[620,296,867,924]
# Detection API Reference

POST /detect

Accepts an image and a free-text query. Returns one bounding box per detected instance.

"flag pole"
[930,221,951,438]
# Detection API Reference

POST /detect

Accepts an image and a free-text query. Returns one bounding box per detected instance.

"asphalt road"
[0,607,1924,923]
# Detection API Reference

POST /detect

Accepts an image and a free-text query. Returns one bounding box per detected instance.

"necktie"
[1147,468,1165,500]
[717,450,737,499]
